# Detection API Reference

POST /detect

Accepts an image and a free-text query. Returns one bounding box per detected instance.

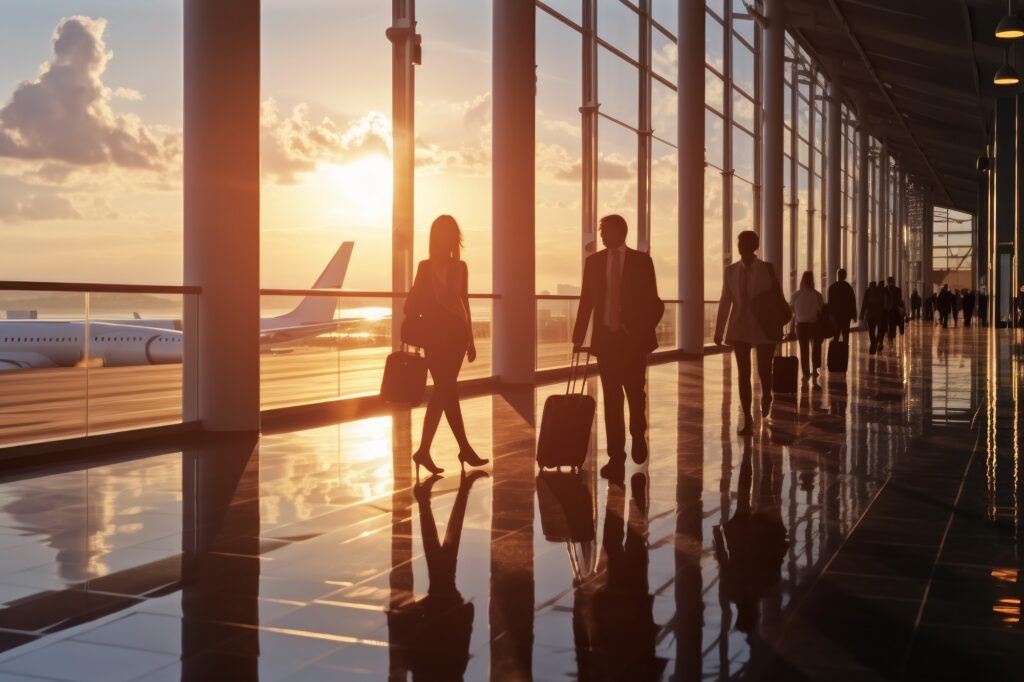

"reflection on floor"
[0,323,1019,681]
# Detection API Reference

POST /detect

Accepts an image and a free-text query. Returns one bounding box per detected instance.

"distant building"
[5,310,38,320]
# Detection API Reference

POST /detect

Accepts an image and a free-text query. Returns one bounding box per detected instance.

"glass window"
[541,0,583,25]
[733,87,755,132]
[598,0,639,59]
[706,12,724,72]
[732,0,755,44]
[705,68,725,113]
[653,0,679,31]
[651,140,678,295]
[733,126,755,182]
[733,178,754,234]
[597,119,638,248]
[652,28,676,84]
[732,38,755,93]
[536,10,583,294]
[598,47,639,126]
[705,166,725,298]
[652,80,677,146]
[705,110,725,169]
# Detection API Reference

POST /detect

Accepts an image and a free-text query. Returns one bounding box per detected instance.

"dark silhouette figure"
[573,472,667,681]
[387,470,487,680]
[979,290,988,326]
[910,289,922,320]
[860,281,886,354]
[937,284,953,328]
[573,214,663,481]
[963,289,976,327]
[715,230,782,435]
[924,292,936,323]
[826,268,858,344]
[713,437,788,637]
[883,276,904,347]
[791,271,824,379]
[406,215,488,476]
[951,288,962,327]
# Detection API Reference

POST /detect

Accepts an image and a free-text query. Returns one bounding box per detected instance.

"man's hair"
[737,230,759,252]
[599,214,628,236]
[837,268,847,280]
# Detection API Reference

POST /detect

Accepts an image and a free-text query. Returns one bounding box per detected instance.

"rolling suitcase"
[380,347,428,406]
[827,340,849,373]
[537,350,596,472]
[772,353,799,394]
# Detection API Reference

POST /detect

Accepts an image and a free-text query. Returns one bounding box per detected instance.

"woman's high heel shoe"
[457,448,489,470]
[412,449,444,477]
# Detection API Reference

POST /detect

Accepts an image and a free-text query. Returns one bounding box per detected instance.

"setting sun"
[325,155,392,223]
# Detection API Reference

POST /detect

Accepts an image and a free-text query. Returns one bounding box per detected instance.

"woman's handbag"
[400,312,430,348]
[752,263,792,340]
[813,304,836,341]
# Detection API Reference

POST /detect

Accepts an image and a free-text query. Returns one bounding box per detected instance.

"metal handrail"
[260,289,500,300]
[537,294,684,304]
[0,281,201,295]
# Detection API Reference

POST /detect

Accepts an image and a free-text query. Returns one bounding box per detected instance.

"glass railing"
[258,290,495,411]
[0,282,198,448]
[704,300,719,343]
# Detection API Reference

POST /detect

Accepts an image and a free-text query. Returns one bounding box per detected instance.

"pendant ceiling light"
[996,0,1024,39]
[994,55,1020,85]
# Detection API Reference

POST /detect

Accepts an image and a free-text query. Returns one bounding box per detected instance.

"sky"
[0,1,680,297]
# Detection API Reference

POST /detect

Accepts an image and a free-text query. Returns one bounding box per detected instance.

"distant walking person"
[962,289,976,327]
[826,268,858,344]
[910,289,922,320]
[979,290,988,326]
[791,272,825,379]
[860,281,885,354]
[951,289,962,327]
[715,231,787,435]
[406,215,487,476]
[936,285,953,328]
[573,214,663,482]
[883,276,904,348]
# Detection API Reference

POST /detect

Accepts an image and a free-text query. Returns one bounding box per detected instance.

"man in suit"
[714,230,783,435]
[826,268,858,344]
[573,215,663,483]
[883,276,904,348]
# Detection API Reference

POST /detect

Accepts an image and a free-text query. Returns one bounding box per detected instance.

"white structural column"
[855,122,869,308]
[678,0,705,354]
[760,0,786,274]
[878,145,889,281]
[825,73,843,287]
[492,0,536,383]
[183,0,260,431]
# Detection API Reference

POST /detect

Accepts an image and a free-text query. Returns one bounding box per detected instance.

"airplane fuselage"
[0,321,182,370]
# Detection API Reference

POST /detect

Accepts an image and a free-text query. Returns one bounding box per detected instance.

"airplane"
[0,242,356,371]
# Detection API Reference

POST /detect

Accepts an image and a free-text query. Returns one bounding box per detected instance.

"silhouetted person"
[791,271,824,380]
[979,290,988,326]
[951,288,961,327]
[826,267,857,344]
[574,472,666,681]
[860,281,885,354]
[713,437,788,638]
[715,231,782,435]
[407,215,488,476]
[388,470,488,680]
[937,284,953,328]
[883,276,904,348]
[963,289,976,327]
[573,214,662,482]
[910,289,922,320]
[924,292,936,323]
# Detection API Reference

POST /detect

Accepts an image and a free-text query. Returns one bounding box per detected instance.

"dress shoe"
[457,448,489,469]
[599,460,625,486]
[412,449,444,477]
[631,437,649,464]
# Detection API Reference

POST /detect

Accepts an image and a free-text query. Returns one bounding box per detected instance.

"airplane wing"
[258,317,365,347]
[0,352,59,371]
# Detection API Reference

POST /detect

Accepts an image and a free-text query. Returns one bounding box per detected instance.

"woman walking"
[790,271,825,379]
[406,215,488,476]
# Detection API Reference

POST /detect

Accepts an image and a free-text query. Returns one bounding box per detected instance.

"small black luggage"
[772,354,799,394]
[827,340,849,373]
[380,348,428,406]
[537,350,596,472]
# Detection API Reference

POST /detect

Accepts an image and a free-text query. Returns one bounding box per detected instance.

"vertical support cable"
[581,0,598,261]
[637,0,652,252]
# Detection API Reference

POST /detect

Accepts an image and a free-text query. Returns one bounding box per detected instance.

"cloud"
[0,16,176,169]
[260,100,391,184]
[112,87,143,102]
[553,152,634,183]
[0,176,81,222]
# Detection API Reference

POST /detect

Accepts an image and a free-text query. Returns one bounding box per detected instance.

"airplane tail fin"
[278,242,354,324]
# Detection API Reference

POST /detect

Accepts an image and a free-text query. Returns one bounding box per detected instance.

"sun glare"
[325,155,392,222]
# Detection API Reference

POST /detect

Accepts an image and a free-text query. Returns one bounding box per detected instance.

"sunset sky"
[0,1,689,296]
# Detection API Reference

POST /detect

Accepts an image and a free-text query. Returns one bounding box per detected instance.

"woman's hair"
[800,271,816,291]
[429,215,463,261]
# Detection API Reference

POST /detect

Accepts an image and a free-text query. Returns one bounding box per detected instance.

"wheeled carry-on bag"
[827,340,849,373]
[772,353,799,394]
[537,350,596,472]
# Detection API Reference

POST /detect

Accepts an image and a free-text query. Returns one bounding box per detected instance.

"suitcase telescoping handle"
[566,347,592,395]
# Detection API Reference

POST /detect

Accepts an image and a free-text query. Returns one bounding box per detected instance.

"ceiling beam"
[959,0,990,141]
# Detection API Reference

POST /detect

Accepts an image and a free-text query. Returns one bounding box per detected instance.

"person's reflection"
[388,469,487,680]
[574,472,667,681]
[713,437,788,638]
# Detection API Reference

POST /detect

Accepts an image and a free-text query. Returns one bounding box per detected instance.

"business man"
[573,214,663,483]
[826,268,858,344]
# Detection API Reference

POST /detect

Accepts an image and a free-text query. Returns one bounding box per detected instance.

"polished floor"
[0,323,1019,681]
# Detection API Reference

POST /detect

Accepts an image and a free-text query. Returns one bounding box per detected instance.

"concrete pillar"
[183,0,260,432]
[855,123,869,307]
[678,0,705,354]
[492,0,536,383]
[760,0,786,275]
[825,73,843,288]
[878,145,889,282]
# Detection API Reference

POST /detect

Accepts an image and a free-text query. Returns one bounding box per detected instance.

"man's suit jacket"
[826,280,858,322]
[715,257,780,345]
[572,247,662,357]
